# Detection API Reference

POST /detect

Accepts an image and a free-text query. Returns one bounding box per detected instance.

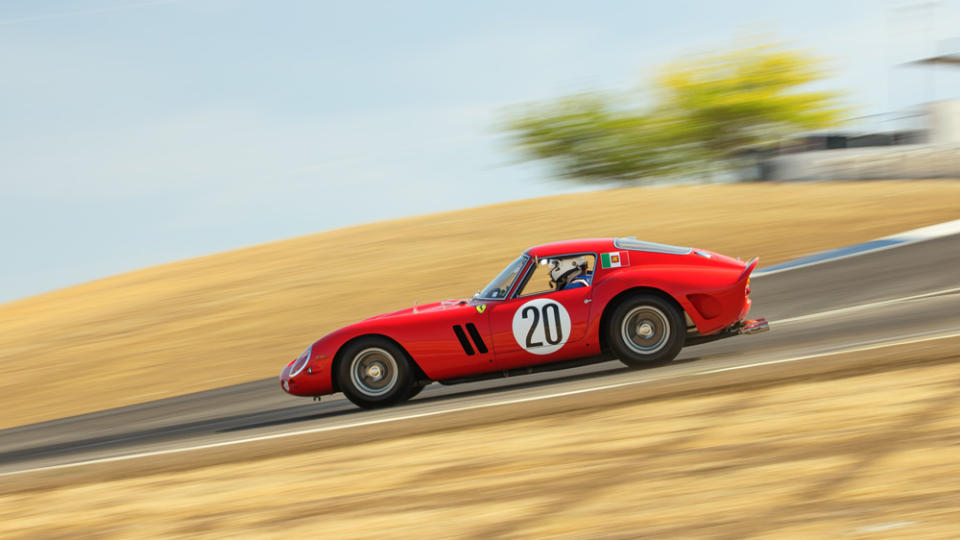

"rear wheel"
[336,337,415,409]
[606,294,685,368]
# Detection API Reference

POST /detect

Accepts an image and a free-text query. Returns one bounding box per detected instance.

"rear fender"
[590,265,747,337]
[739,258,759,282]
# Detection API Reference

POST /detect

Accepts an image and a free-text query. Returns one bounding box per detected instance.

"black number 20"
[522,303,563,348]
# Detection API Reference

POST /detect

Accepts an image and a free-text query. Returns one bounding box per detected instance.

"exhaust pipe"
[739,318,769,335]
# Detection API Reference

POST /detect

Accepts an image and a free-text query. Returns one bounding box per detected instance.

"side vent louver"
[453,324,488,355]
[465,323,488,354]
[452,325,475,355]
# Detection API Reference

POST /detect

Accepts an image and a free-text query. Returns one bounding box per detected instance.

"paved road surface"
[2,233,958,475]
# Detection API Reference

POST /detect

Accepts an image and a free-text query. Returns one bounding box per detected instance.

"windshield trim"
[475,254,530,301]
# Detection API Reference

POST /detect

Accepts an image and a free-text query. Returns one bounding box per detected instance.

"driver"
[549,256,591,290]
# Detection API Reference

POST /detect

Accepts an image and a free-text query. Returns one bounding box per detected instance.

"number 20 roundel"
[511,298,572,355]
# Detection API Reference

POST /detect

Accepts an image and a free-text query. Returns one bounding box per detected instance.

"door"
[487,254,596,370]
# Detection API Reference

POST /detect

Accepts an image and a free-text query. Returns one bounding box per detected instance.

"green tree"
[503,43,845,183]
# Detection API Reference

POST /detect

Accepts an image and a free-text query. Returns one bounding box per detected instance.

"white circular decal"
[511,298,572,355]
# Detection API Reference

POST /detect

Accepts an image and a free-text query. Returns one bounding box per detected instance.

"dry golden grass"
[1,180,959,428]
[3,339,959,538]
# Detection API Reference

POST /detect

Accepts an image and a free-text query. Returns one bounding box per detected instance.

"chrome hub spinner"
[637,322,655,338]
[366,363,384,381]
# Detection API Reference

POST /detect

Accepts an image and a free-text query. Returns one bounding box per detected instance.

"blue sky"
[2,0,959,302]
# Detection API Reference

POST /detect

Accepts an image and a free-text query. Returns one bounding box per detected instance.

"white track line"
[889,218,960,241]
[699,330,960,374]
[754,218,960,276]
[771,286,960,326]
[4,329,960,478]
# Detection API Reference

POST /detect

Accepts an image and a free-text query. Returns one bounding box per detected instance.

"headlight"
[289,345,313,377]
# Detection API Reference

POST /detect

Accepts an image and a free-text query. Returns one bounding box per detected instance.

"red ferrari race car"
[280,237,768,408]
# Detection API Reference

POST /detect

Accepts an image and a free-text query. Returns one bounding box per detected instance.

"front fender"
[280,322,388,397]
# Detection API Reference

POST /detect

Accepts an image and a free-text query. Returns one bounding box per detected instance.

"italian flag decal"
[601,251,628,268]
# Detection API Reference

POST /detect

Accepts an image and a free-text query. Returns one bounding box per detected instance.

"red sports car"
[280,238,768,408]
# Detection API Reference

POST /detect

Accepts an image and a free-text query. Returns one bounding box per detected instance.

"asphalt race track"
[2,232,959,476]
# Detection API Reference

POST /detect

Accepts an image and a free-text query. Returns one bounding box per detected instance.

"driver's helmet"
[549,256,587,290]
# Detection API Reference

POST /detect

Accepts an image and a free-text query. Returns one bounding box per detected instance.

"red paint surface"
[280,238,757,397]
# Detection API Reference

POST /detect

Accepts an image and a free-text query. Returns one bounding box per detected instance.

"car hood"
[364,299,470,320]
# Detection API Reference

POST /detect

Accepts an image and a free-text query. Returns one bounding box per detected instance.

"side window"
[517,255,596,296]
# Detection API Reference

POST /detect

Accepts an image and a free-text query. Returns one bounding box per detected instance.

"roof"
[524,238,616,258]
[524,237,694,258]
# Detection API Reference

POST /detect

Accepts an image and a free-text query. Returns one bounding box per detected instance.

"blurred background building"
[761,37,960,181]
[760,100,960,181]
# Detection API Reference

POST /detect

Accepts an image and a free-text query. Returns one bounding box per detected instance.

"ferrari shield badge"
[476,304,487,314]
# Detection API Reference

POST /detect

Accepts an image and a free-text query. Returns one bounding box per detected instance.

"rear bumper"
[739,296,752,320]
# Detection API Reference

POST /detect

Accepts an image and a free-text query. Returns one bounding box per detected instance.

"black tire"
[606,294,685,368]
[402,381,427,402]
[336,337,415,409]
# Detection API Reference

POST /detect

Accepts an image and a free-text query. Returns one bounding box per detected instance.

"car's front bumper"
[279,355,335,397]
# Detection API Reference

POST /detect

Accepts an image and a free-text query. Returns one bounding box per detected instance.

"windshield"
[477,255,528,300]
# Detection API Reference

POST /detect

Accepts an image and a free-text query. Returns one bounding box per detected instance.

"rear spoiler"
[738,257,759,281]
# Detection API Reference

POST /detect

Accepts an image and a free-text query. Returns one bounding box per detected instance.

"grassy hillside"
[2,181,959,428]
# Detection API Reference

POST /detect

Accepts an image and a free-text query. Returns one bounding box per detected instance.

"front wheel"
[336,337,416,409]
[606,294,685,368]
[403,381,427,401]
